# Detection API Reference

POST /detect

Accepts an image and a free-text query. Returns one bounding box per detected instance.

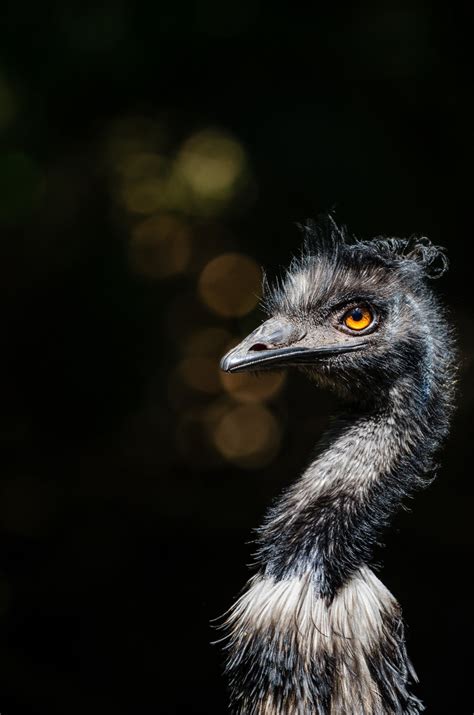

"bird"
[219,216,457,715]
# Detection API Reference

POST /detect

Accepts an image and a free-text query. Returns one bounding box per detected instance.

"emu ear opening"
[403,236,449,279]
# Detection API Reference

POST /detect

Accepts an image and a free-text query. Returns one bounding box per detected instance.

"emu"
[219,218,456,715]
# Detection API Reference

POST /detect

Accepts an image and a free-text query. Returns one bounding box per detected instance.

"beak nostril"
[249,343,269,352]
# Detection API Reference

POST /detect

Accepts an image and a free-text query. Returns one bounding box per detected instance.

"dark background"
[0,2,473,713]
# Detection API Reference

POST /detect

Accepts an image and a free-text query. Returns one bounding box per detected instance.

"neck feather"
[256,360,451,599]
[223,346,455,715]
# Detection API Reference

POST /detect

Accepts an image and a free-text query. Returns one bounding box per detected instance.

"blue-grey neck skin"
[220,221,457,715]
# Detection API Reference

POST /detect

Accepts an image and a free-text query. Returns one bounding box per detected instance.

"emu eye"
[342,306,374,331]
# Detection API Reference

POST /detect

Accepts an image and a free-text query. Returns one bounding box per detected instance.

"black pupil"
[351,308,364,322]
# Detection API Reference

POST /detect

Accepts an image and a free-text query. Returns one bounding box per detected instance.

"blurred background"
[0,2,473,713]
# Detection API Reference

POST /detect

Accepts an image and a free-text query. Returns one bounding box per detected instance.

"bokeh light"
[220,369,286,403]
[106,118,276,469]
[130,214,192,278]
[176,129,248,213]
[106,116,190,216]
[212,403,281,468]
[121,159,190,215]
[198,252,261,317]
[118,152,166,182]
[107,121,254,219]
[105,116,166,164]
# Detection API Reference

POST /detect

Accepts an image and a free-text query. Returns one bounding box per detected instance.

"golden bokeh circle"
[198,253,261,317]
[177,129,246,200]
[212,403,281,467]
[220,369,286,403]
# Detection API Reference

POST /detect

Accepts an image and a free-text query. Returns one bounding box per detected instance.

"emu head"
[221,218,449,402]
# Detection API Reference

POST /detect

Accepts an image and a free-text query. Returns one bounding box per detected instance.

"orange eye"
[343,306,373,331]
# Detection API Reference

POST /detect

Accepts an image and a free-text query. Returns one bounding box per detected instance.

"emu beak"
[220,318,368,373]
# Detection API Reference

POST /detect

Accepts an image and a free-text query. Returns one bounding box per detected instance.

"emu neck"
[257,365,447,600]
[224,344,454,714]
